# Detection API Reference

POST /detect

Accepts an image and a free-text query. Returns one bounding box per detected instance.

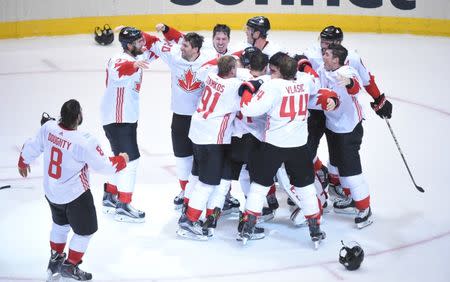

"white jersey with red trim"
[188,72,242,145]
[233,70,271,141]
[20,120,123,205]
[317,65,364,133]
[147,38,215,115]
[101,50,154,126]
[304,44,371,86]
[241,75,317,148]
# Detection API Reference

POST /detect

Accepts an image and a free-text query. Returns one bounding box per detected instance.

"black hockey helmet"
[240,46,261,67]
[339,241,364,271]
[320,25,344,42]
[119,27,142,49]
[94,24,114,46]
[246,16,270,36]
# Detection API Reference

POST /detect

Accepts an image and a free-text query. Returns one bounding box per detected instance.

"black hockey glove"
[238,79,264,97]
[41,112,55,126]
[294,54,312,72]
[370,93,392,119]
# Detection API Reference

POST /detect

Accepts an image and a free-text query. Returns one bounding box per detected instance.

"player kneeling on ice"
[18,99,129,281]
[317,44,373,229]
[238,56,339,248]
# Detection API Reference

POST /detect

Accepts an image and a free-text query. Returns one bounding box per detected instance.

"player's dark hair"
[218,55,236,77]
[269,52,289,67]
[59,99,81,129]
[279,56,297,80]
[327,43,348,66]
[250,51,269,72]
[213,24,231,39]
[184,32,204,51]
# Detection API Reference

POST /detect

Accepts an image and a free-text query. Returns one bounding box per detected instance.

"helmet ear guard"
[94,24,114,46]
[339,241,364,271]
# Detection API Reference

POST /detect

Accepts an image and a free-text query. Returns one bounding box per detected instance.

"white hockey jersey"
[232,70,271,141]
[146,36,216,115]
[317,65,364,133]
[241,74,317,148]
[101,48,156,126]
[20,120,125,204]
[188,71,242,145]
[244,41,285,59]
[303,44,371,86]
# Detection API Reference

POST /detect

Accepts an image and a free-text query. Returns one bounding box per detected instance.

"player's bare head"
[59,99,82,129]
[326,43,348,66]
[212,24,230,54]
[217,55,237,78]
[184,32,204,51]
[250,51,269,73]
[279,56,297,80]
[320,25,343,54]
[119,27,145,56]
[181,33,204,60]
[268,52,288,75]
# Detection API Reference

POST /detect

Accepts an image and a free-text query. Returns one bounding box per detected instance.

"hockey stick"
[385,119,425,193]
[0,184,34,190]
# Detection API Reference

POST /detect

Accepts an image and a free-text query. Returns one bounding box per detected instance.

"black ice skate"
[316,164,330,190]
[257,206,275,223]
[237,213,265,245]
[329,182,346,200]
[173,190,184,210]
[221,192,240,215]
[266,193,279,211]
[333,196,356,215]
[202,207,221,237]
[115,202,145,223]
[46,250,66,281]
[102,184,118,214]
[60,260,92,281]
[308,218,326,250]
[177,214,208,241]
[355,207,373,229]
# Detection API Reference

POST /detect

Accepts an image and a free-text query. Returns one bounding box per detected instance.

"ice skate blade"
[46,270,60,282]
[221,207,239,216]
[206,228,215,237]
[102,206,116,214]
[241,237,248,245]
[176,228,208,241]
[314,240,320,250]
[114,214,145,223]
[257,213,275,224]
[333,207,357,215]
[356,219,373,229]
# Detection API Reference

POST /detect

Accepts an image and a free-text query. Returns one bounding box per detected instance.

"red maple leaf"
[178,68,202,92]
[114,59,137,78]
[316,88,338,110]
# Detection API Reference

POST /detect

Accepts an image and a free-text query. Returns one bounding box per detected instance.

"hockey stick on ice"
[385,118,425,193]
[0,184,34,190]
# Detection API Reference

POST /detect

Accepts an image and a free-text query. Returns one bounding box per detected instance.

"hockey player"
[156,23,234,57]
[317,44,373,229]
[18,99,129,281]
[245,16,284,58]
[176,56,243,240]
[238,56,338,248]
[143,30,219,211]
[303,26,392,198]
[101,27,155,223]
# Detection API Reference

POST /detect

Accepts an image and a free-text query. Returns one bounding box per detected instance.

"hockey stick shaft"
[385,119,424,193]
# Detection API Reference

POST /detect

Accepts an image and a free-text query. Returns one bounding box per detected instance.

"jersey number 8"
[48,146,63,179]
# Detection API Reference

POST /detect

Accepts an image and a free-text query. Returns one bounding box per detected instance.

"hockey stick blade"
[385,119,425,193]
[0,185,11,190]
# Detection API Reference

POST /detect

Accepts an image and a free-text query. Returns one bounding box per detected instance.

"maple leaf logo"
[177,68,202,92]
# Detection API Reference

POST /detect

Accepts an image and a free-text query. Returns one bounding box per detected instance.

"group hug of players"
[111,16,392,247]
